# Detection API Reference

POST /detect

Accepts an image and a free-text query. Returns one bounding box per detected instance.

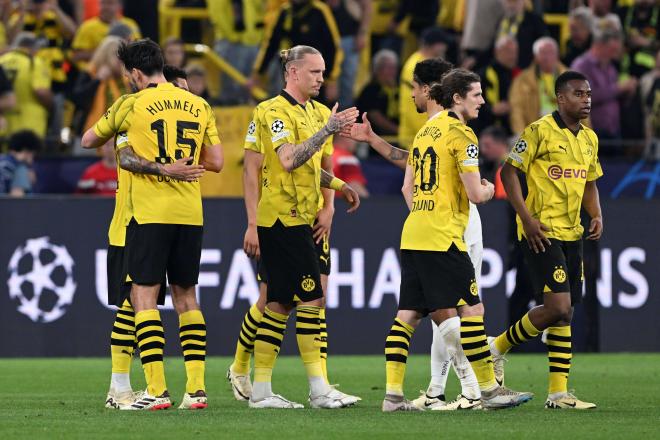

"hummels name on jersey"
[146,99,201,118]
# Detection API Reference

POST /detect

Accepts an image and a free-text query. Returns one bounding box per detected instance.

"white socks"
[110,372,132,393]
[428,319,451,397]
[251,381,273,401]
[309,375,332,398]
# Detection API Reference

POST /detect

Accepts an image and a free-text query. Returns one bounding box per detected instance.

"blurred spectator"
[328,0,372,108]
[209,0,264,104]
[478,125,509,199]
[563,6,594,67]
[388,0,439,40]
[572,26,637,150]
[76,139,117,195]
[0,129,41,197]
[0,33,52,138]
[122,0,158,41]
[72,36,129,134]
[462,0,504,68]
[163,37,186,69]
[0,66,16,140]
[509,37,565,134]
[71,0,141,66]
[473,35,519,135]
[8,0,77,92]
[355,49,399,136]
[250,0,343,103]
[588,0,622,29]
[186,64,211,100]
[618,0,659,78]
[332,135,369,198]
[370,0,402,55]
[398,27,450,147]
[496,0,548,69]
[641,48,660,159]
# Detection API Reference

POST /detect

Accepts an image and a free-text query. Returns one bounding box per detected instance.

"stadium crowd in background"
[0,0,656,193]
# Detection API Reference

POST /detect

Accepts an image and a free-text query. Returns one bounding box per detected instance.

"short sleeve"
[203,103,221,146]
[244,107,261,152]
[93,95,130,139]
[264,106,295,150]
[587,134,603,181]
[506,123,540,173]
[72,22,94,50]
[31,57,51,90]
[451,127,480,174]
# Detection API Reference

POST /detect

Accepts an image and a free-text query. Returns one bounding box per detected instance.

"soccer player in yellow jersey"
[82,64,205,409]
[490,71,603,410]
[110,40,222,410]
[227,85,360,405]
[245,45,360,409]
[376,68,532,412]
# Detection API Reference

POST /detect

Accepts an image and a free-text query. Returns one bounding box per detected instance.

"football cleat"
[545,392,596,409]
[248,394,304,409]
[105,389,144,409]
[328,385,361,406]
[309,388,357,409]
[488,336,507,386]
[433,394,482,411]
[382,394,424,412]
[121,390,172,411]
[226,367,252,401]
[481,386,533,410]
[178,390,208,409]
[411,390,446,410]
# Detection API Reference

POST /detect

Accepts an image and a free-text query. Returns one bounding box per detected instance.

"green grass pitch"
[0,354,658,439]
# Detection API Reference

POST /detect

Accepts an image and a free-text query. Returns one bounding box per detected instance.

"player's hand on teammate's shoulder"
[326,103,359,134]
[587,216,603,241]
[522,216,552,254]
[340,183,361,213]
[162,157,205,181]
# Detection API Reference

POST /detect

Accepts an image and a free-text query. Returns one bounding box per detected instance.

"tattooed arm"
[118,146,205,181]
[277,105,359,172]
[340,112,408,170]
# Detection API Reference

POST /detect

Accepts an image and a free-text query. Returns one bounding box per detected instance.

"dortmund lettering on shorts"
[113,83,220,226]
[400,111,480,252]
[249,91,334,228]
[506,111,603,241]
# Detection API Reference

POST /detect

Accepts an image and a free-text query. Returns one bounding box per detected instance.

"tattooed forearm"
[320,169,334,189]
[278,126,331,171]
[119,146,163,176]
[388,146,408,161]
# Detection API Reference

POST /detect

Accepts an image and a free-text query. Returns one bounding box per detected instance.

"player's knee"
[548,303,572,323]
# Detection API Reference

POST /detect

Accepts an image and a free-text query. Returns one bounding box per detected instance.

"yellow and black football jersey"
[400,111,480,252]
[506,111,603,241]
[93,93,135,246]
[252,90,333,227]
[114,82,221,226]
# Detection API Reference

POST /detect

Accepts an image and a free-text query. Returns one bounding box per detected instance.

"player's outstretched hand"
[341,183,361,213]
[522,217,552,254]
[163,157,205,181]
[243,225,260,259]
[341,112,373,142]
[587,216,603,240]
[326,103,359,134]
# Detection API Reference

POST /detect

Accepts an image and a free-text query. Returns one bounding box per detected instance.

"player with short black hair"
[491,70,602,410]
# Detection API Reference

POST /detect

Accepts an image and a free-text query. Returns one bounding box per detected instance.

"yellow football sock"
[385,318,414,396]
[319,307,329,383]
[253,307,288,384]
[179,309,206,394]
[110,300,135,375]
[547,325,572,394]
[494,312,541,354]
[460,316,497,390]
[296,306,324,379]
[231,304,263,375]
[135,309,167,397]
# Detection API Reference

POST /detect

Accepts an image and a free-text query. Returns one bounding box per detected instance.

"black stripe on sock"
[385,353,408,363]
[255,334,284,347]
[180,334,206,343]
[135,320,162,332]
[110,338,135,347]
[516,320,532,340]
[461,340,486,350]
[184,354,206,361]
[137,330,164,341]
[320,347,327,354]
[243,320,258,334]
[263,313,287,325]
[460,320,483,327]
[547,345,572,354]
[389,330,411,341]
[246,311,261,328]
[549,366,571,373]
[181,343,206,352]
[239,328,254,342]
[114,316,134,327]
[140,354,163,364]
[296,315,320,324]
[509,326,522,345]
[506,327,517,345]
[180,323,206,332]
[385,340,409,350]
[117,309,134,318]
[296,327,319,335]
[546,334,571,342]
[461,329,485,338]
[259,321,286,334]
[238,334,254,350]
[466,349,491,362]
[139,341,164,352]
[112,326,134,335]
[548,356,571,365]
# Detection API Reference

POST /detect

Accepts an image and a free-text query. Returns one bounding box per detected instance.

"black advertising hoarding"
[0,197,657,356]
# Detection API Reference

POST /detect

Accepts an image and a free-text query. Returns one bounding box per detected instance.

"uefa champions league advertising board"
[0,197,657,356]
